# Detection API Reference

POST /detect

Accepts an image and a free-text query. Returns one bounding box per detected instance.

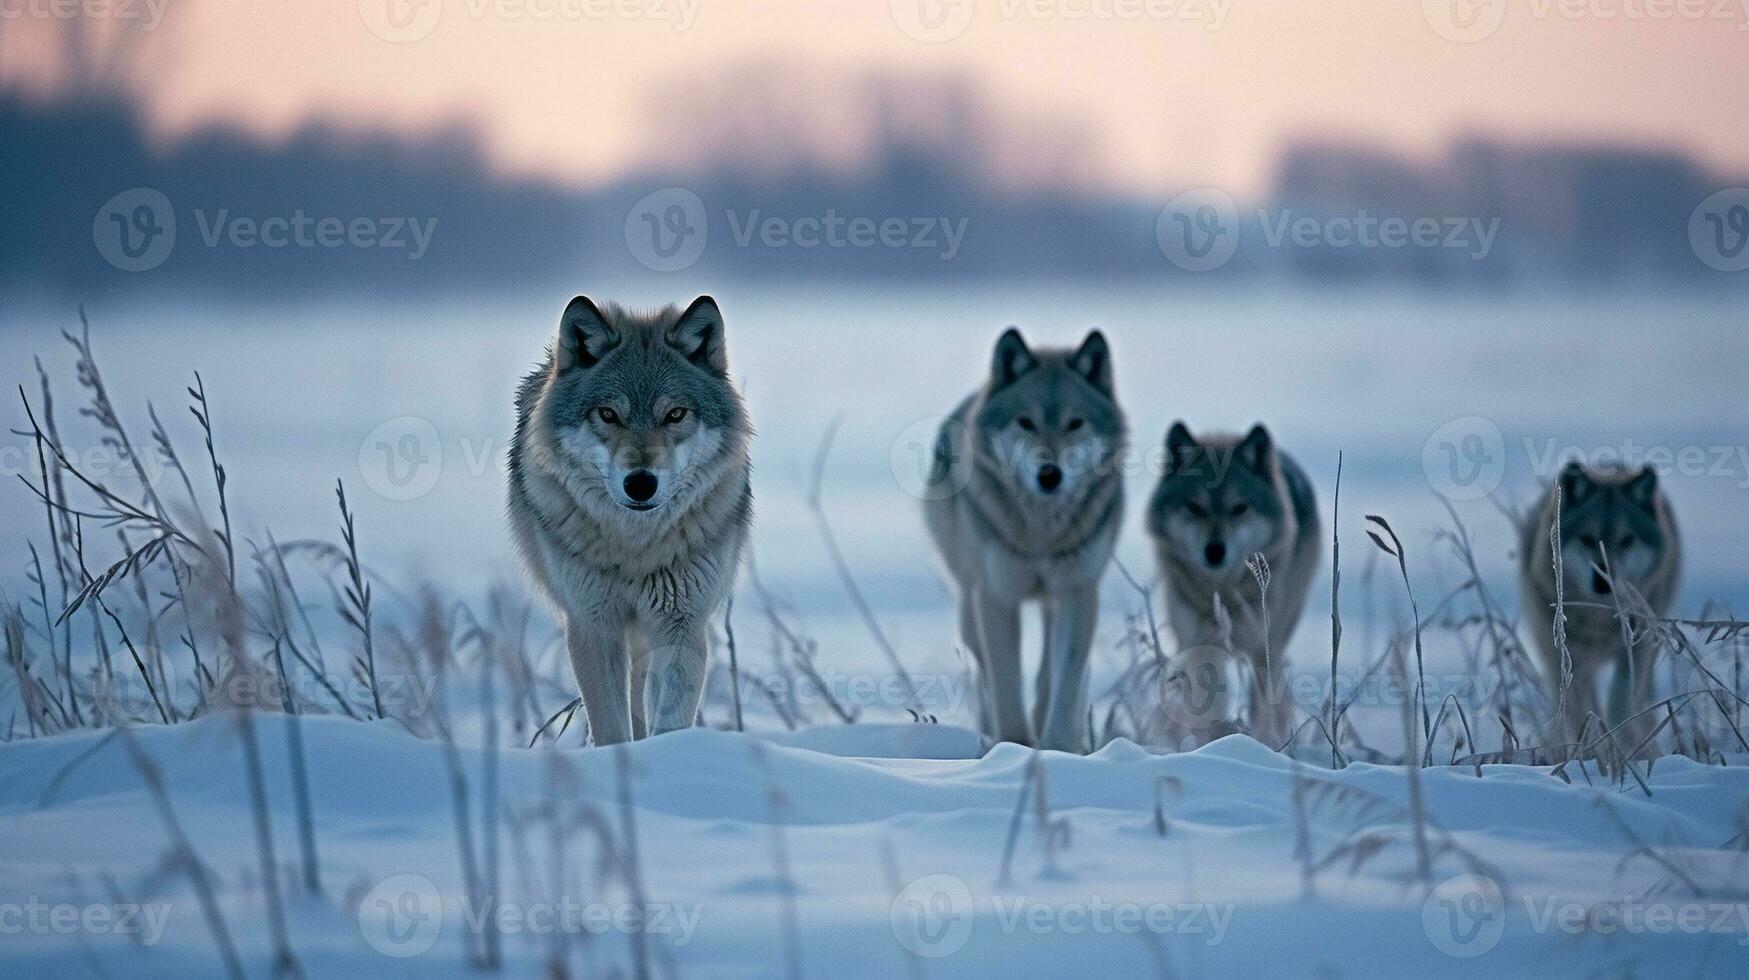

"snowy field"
[3,283,1749,977]
[2,718,1747,977]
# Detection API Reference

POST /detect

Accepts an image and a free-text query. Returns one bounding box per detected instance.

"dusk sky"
[6,0,1748,196]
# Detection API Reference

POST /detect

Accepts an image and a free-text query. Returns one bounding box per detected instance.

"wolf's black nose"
[1204,541,1227,567]
[624,470,659,503]
[1037,464,1063,492]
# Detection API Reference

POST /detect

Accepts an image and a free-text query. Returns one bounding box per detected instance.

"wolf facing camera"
[923,328,1126,753]
[1147,422,1320,746]
[1521,461,1679,749]
[509,295,753,745]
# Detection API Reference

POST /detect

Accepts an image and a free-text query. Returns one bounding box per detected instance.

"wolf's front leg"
[567,615,633,746]
[646,622,710,736]
[969,590,1032,746]
[1037,585,1098,753]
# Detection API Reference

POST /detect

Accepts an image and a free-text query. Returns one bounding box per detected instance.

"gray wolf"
[509,294,752,745]
[1521,461,1679,749]
[923,328,1125,753]
[1147,423,1320,747]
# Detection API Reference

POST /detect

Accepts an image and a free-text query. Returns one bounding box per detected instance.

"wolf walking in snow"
[509,295,752,745]
[1521,461,1679,750]
[923,328,1125,753]
[1147,423,1319,746]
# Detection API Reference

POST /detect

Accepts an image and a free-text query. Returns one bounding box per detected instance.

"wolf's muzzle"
[623,469,659,507]
[1037,464,1063,493]
[1204,541,1227,568]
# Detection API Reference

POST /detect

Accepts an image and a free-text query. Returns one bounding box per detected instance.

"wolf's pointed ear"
[1070,329,1113,396]
[1163,421,1197,474]
[667,295,727,374]
[557,296,619,371]
[1559,460,1591,506]
[1236,424,1274,473]
[991,328,1038,390]
[1623,467,1659,509]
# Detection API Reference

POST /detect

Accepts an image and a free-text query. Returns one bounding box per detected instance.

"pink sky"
[8,0,1748,196]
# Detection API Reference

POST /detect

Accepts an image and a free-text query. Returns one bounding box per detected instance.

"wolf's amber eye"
[1185,500,1209,518]
[1017,417,1036,432]
[1618,533,1635,549]
[595,407,620,425]
[1579,533,1599,548]
[1066,418,1084,431]
[664,407,689,424]
[1230,502,1249,517]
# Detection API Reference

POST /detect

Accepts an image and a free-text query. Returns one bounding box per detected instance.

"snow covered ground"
[2,715,1746,977]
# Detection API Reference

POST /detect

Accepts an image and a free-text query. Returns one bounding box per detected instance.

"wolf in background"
[1147,423,1320,746]
[923,328,1125,753]
[1521,461,1679,750]
[509,295,752,745]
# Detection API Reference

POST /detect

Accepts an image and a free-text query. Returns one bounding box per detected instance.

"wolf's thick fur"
[923,328,1125,753]
[509,295,752,745]
[1521,462,1679,746]
[1146,423,1319,746]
